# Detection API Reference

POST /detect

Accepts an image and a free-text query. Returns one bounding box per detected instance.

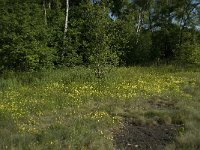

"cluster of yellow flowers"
[0,69,198,134]
[87,111,109,122]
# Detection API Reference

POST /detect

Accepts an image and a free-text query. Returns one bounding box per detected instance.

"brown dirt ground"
[113,117,180,150]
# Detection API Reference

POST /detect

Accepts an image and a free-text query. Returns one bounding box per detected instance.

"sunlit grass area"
[0,66,200,149]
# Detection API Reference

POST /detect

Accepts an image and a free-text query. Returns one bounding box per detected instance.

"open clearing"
[0,66,200,150]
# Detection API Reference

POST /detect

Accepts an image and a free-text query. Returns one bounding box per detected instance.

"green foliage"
[125,31,152,65]
[175,43,200,65]
[1,0,200,71]
[66,3,119,73]
[108,19,134,65]
[0,1,55,71]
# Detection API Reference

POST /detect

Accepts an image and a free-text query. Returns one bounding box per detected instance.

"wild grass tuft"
[0,66,200,149]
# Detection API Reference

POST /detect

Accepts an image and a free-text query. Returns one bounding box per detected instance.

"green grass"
[0,66,200,150]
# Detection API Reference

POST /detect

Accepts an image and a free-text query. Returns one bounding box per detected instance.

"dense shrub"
[174,43,200,65]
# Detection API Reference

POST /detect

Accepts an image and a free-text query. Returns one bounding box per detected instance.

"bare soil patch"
[113,117,180,150]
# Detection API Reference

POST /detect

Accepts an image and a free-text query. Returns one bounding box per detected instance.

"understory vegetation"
[0,66,200,149]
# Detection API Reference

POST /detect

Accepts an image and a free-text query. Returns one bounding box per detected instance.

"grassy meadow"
[0,66,200,150]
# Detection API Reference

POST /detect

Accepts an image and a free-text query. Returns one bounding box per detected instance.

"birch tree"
[43,0,47,25]
[64,0,69,40]
[60,0,69,62]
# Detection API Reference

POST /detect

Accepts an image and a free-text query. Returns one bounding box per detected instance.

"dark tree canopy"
[0,0,200,71]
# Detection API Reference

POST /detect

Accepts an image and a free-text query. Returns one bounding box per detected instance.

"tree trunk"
[61,0,69,61]
[43,0,47,25]
[136,8,142,44]
[48,1,51,9]
[64,0,69,40]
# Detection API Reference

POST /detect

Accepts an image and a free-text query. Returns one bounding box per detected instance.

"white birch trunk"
[62,0,69,60]
[64,0,69,40]
[136,9,142,44]
[43,0,47,25]
[136,12,142,33]
[48,1,51,9]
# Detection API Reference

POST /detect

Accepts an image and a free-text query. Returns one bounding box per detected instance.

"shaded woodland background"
[1,0,200,71]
